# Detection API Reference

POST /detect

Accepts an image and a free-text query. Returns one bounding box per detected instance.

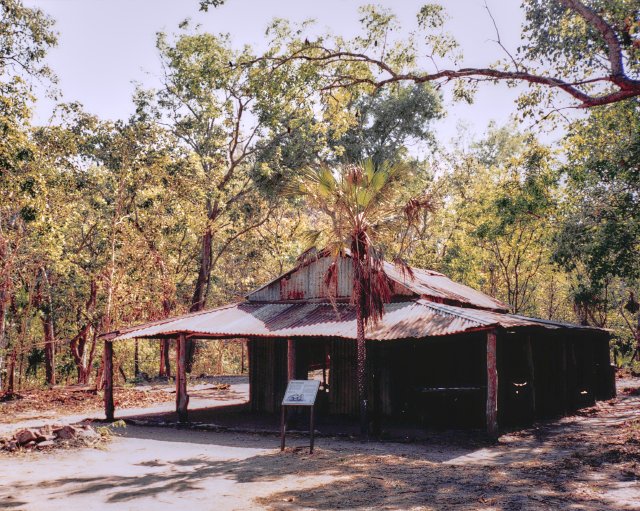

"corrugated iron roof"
[111,299,600,342]
[382,263,509,312]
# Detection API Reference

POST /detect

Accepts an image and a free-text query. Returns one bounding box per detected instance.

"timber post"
[486,329,498,439]
[104,340,115,421]
[287,338,296,381]
[176,333,189,423]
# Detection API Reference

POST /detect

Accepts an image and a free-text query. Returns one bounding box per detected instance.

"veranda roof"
[109,299,599,342]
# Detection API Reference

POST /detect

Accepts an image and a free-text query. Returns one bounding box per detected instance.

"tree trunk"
[43,312,55,386]
[356,313,368,439]
[0,236,7,393]
[176,333,189,422]
[104,341,114,421]
[486,330,499,439]
[352,245,369,440]
[134,339,140,377]
[159,339,171,378]
[71,279,97,384]
[37,268,56,386]
[187,226,213,372]
[6,348,16,395]
[0,294,6,393]
[159,292,173,378]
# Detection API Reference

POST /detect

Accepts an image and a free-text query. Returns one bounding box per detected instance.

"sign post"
[280,379,321,453]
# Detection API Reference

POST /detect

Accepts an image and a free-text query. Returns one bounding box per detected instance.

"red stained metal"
[112,299,600,342]
[247,253,509,312]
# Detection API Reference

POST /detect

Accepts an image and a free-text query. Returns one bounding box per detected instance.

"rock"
[53,425,77,440]
[76,428,99,440]
[24,441,36,448]
[6,441,17,452]
[36,440,55,449]
[38,425,53,437]
[15,429,38,445]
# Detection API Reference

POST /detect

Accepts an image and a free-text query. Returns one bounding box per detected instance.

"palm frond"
[284,157,427,327]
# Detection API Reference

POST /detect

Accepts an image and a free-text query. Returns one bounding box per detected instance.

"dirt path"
[0,376,249,435]
[1,379,639,511]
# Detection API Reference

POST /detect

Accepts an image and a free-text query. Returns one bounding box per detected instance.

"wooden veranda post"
[176,333,189,423]
[287,339,296,381]
[486,330,498,439]
[104,340,115,421]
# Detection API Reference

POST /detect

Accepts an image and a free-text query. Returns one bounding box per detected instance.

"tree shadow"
[5,387,639,510]
[5,440,636,510]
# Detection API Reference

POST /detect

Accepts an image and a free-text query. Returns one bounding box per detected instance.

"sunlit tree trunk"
[159,277,173,378]
[42,313,55,386]
[71,279,97,384]
[187,223,214,372]
[159,339,171,378]
[134,339,140,377]
[39,268,56,387]
[6,348,16,395]
[0,293,6,393]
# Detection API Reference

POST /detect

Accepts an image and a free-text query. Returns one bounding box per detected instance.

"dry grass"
[0,386,172,424]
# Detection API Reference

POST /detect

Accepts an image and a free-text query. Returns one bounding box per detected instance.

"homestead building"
[103,252,615,435]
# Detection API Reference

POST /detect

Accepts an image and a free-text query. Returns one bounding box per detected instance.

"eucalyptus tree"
[417,126,562,319]
[555,99,640,350]
[136,26,339,367]
[289,159,432,437]
[331,83,442,165]
[252,1,640,117]
[0,0,56,391]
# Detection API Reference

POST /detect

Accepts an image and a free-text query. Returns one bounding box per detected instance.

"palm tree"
[288,159,431,437]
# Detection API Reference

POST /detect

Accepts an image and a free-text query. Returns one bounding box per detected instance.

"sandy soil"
[1,378,639,511]
[0,376,248,436]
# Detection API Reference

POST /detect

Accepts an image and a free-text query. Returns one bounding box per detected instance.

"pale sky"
[25,0,559,148]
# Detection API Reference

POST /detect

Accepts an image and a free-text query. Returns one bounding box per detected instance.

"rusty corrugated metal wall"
[249,338,287,413]
[250,257,355,302]
[328,338,359,415]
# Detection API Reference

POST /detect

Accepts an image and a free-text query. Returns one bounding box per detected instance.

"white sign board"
[282,379,321,406]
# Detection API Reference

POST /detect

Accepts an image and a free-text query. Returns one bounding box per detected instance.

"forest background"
[1,0,639,391]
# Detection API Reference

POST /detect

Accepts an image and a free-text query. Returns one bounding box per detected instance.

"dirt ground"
[1,378,639,511]
[0,376,244,434]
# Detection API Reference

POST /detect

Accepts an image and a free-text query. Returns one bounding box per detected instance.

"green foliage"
[198,0,225,12]
[334,84,442,164]
[522,0,640,76]
[289,158,432,325]
[0,0,57,81]
[5,0,640,393]
[555,100,640,287]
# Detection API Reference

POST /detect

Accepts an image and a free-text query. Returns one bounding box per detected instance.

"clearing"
[1,377,639,510]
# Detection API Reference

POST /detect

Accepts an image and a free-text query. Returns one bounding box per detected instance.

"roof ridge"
[418,299,496,327]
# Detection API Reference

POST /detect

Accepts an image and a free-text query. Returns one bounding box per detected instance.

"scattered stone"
[38,425,53,437]
[76,428,99,440]
[2,423,106,454]
[15,429,38,445]
[53,425,77,440]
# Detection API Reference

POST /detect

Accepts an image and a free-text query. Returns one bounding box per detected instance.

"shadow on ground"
[6,436,636,511]
[2,380,639,510]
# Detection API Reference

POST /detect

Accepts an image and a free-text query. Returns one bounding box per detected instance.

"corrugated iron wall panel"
[329,338,358,415]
